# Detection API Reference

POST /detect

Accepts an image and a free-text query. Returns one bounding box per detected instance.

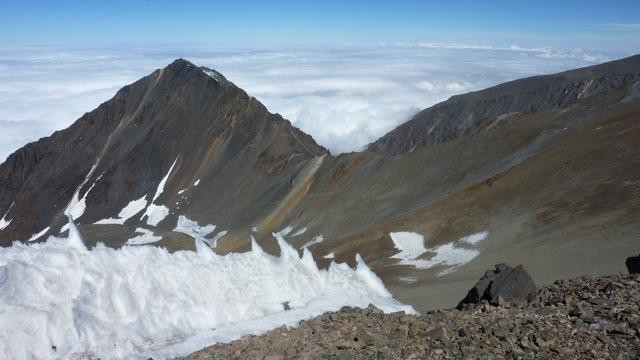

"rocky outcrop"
[184,273,640,359]
[368,55,640,155]
[627,255,640,274]
[457,263,537,309]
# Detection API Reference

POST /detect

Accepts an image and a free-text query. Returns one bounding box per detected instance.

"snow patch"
[416,243,479,275]
[459,231,489,245]
[390,231,488,275]
[173,215,216,246]
[194,179,200,186]
[144,204,170,226]
[277,226,293,236]
[26,226,50,242]
[292,227,307,237]
[389,232,428,264]
[142,159,177,226]
[126,228,162,246]
[0,229,413,360]
[202,69,223,82]
[178,188,186,195]
[302,235,324,249]
[398,276,418,284]
[0,202,14,231]
[151,159,177,202]
[323,252,335,259]
[64,164,101,220]
[209,230,228,248]
[95,196,148,225]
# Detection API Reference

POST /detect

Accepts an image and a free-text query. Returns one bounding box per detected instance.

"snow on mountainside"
[0,55,639,359]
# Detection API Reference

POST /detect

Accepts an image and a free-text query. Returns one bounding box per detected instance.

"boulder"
[426,325,449,343]
[625,255,640,274]
[457,263,537,309]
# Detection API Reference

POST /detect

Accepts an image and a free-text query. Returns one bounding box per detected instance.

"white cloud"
[0,43,618,159]
[416,80,466,93]
[411,42,612,62]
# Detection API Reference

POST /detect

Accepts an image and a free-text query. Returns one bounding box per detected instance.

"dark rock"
[625,255,640,274]
[335,339,353,350]
[457,263,537,309]
[426,325,449,343]
[263,351,286,360]
[492,327,508,340]
[536,306,556,316]
[587,298,605,306]
[610,322,631,335]
[352,328,374,349]
[547,297,565,306]
[568,306,583,317]
[366,304,383,315]
[458,326,473,338]
[532,334,546,348]
[494,295,510,308]
[580,314,599,324]
[602,281,624,293]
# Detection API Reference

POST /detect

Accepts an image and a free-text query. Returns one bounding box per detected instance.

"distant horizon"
[2,1,640,53]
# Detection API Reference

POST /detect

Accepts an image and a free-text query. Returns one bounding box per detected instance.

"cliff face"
[1,56,639,311]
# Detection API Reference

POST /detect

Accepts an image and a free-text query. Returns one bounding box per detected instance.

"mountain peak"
[167,57,195,70]
[0,58,327,245]
[161,58,199,80]
[162,58,228,85]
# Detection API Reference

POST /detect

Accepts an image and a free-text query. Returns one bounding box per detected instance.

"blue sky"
[2,0,639,52]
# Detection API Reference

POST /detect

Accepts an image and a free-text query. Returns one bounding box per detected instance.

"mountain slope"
[0,55,639,312]
[368,54,640,155]
[0,59,326,246]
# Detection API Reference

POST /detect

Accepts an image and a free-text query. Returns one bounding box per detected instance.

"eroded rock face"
[626,255,640,274]
[457,263,537,309]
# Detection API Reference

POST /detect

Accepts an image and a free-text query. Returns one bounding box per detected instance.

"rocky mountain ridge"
[368,54,640,155]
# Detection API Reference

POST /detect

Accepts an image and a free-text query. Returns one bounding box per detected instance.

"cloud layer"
[0,43,618,159]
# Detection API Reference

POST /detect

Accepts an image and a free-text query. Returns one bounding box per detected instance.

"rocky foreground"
[184,273,640,359]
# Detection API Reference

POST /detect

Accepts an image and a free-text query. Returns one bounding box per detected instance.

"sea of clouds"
[0,43,621,160]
